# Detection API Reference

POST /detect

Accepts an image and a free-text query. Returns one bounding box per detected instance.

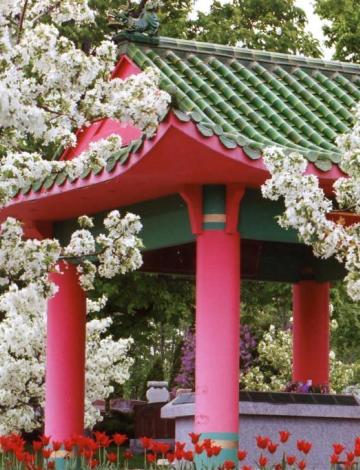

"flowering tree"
[261,104,360,301]
[174,326,257,390]
[0,0,170,432]
[241,324,357,393]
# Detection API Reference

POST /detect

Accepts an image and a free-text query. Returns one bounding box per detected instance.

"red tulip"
[195,443,204,454]
[330,454,339,464]
[223,461,236,469]
[123,450,133,460]
[175,449,184,460]
[107,452,117,463]
[140,437,153,449]
[298,460,307,469]
[184,450,194,461]
[256,435,269,449]
[166,452,175,463]
[146,453,156,463]
[267,441,278,454]
[258,454,268,468]
[32,441,43,452]
[238,449,247,460]
[156,442,170,454]
[241,466,253,470]
[89,459,99,468]
[47,462,55,469]
[113,433,127,446]
[41,435,51,446]
[206,447,213,458]
[42,449,52,459]
[175,441,186,451]
[52,441,62,451]
[347,451,355,462]
[189,432,201,444]
[93,431,111,448]
[63,440,73,452]
[297,440,312,454]
[333,443,345,455]
[287,455,296,465]
[279,430,290,443]
[212,445,222,456]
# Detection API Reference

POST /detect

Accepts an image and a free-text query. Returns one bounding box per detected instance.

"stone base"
[161,392,360,468]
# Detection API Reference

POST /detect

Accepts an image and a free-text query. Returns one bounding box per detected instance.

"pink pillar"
[45,261,86,441]
[292,281,330,386]
[195,230,240,436]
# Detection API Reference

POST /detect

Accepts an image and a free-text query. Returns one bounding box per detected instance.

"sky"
[194,0,334,59]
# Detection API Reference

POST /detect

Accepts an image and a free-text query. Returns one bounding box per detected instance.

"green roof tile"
[119,35,360,171]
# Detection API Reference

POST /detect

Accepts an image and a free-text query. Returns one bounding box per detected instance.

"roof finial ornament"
[109,0,161,37]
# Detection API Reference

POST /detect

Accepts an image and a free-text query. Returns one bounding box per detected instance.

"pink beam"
[293,281,330,386]
[45,262,86,441]
[195,230,240,434]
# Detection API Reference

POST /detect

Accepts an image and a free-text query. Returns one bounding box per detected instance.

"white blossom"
[262,127,360,301]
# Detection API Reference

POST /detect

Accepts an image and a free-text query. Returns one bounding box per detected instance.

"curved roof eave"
[0,112,344,224]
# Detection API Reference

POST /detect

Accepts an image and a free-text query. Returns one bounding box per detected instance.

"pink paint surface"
[45,262,86,440]
[293,281,330,385]
[195,230,240,434]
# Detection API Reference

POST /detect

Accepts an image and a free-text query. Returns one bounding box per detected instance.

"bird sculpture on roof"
[109,0,161,37]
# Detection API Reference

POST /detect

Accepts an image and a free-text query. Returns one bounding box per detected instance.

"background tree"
[315,0,360,62]
[187,0,321,56]
[93,272,194,399]
[64,0,321,57]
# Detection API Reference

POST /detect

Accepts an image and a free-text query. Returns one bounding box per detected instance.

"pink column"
[195,230,240,435]
[292,281,330,386]
[45,261,86,441]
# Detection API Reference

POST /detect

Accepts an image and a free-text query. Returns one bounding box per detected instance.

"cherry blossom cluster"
[261,134,360,300]
[0,282,133,435]
[0,1,170,207]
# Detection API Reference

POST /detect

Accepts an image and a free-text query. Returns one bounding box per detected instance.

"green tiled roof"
[118,35,360,171]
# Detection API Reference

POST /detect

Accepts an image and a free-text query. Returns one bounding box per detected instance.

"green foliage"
[92,272,194,399]
[241,281,292,338]
[186,0,321,56]
[330,282,360,363]
[60,0,321,57]
[159,0,194,38]
[242,324,358,392]
[315,0,360,62]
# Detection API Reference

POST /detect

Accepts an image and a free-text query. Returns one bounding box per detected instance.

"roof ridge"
[117,33,360,75]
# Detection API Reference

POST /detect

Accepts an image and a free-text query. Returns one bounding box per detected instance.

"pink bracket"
[21,220,53,240]
[226,184,245,234]
[180,186,203,235]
